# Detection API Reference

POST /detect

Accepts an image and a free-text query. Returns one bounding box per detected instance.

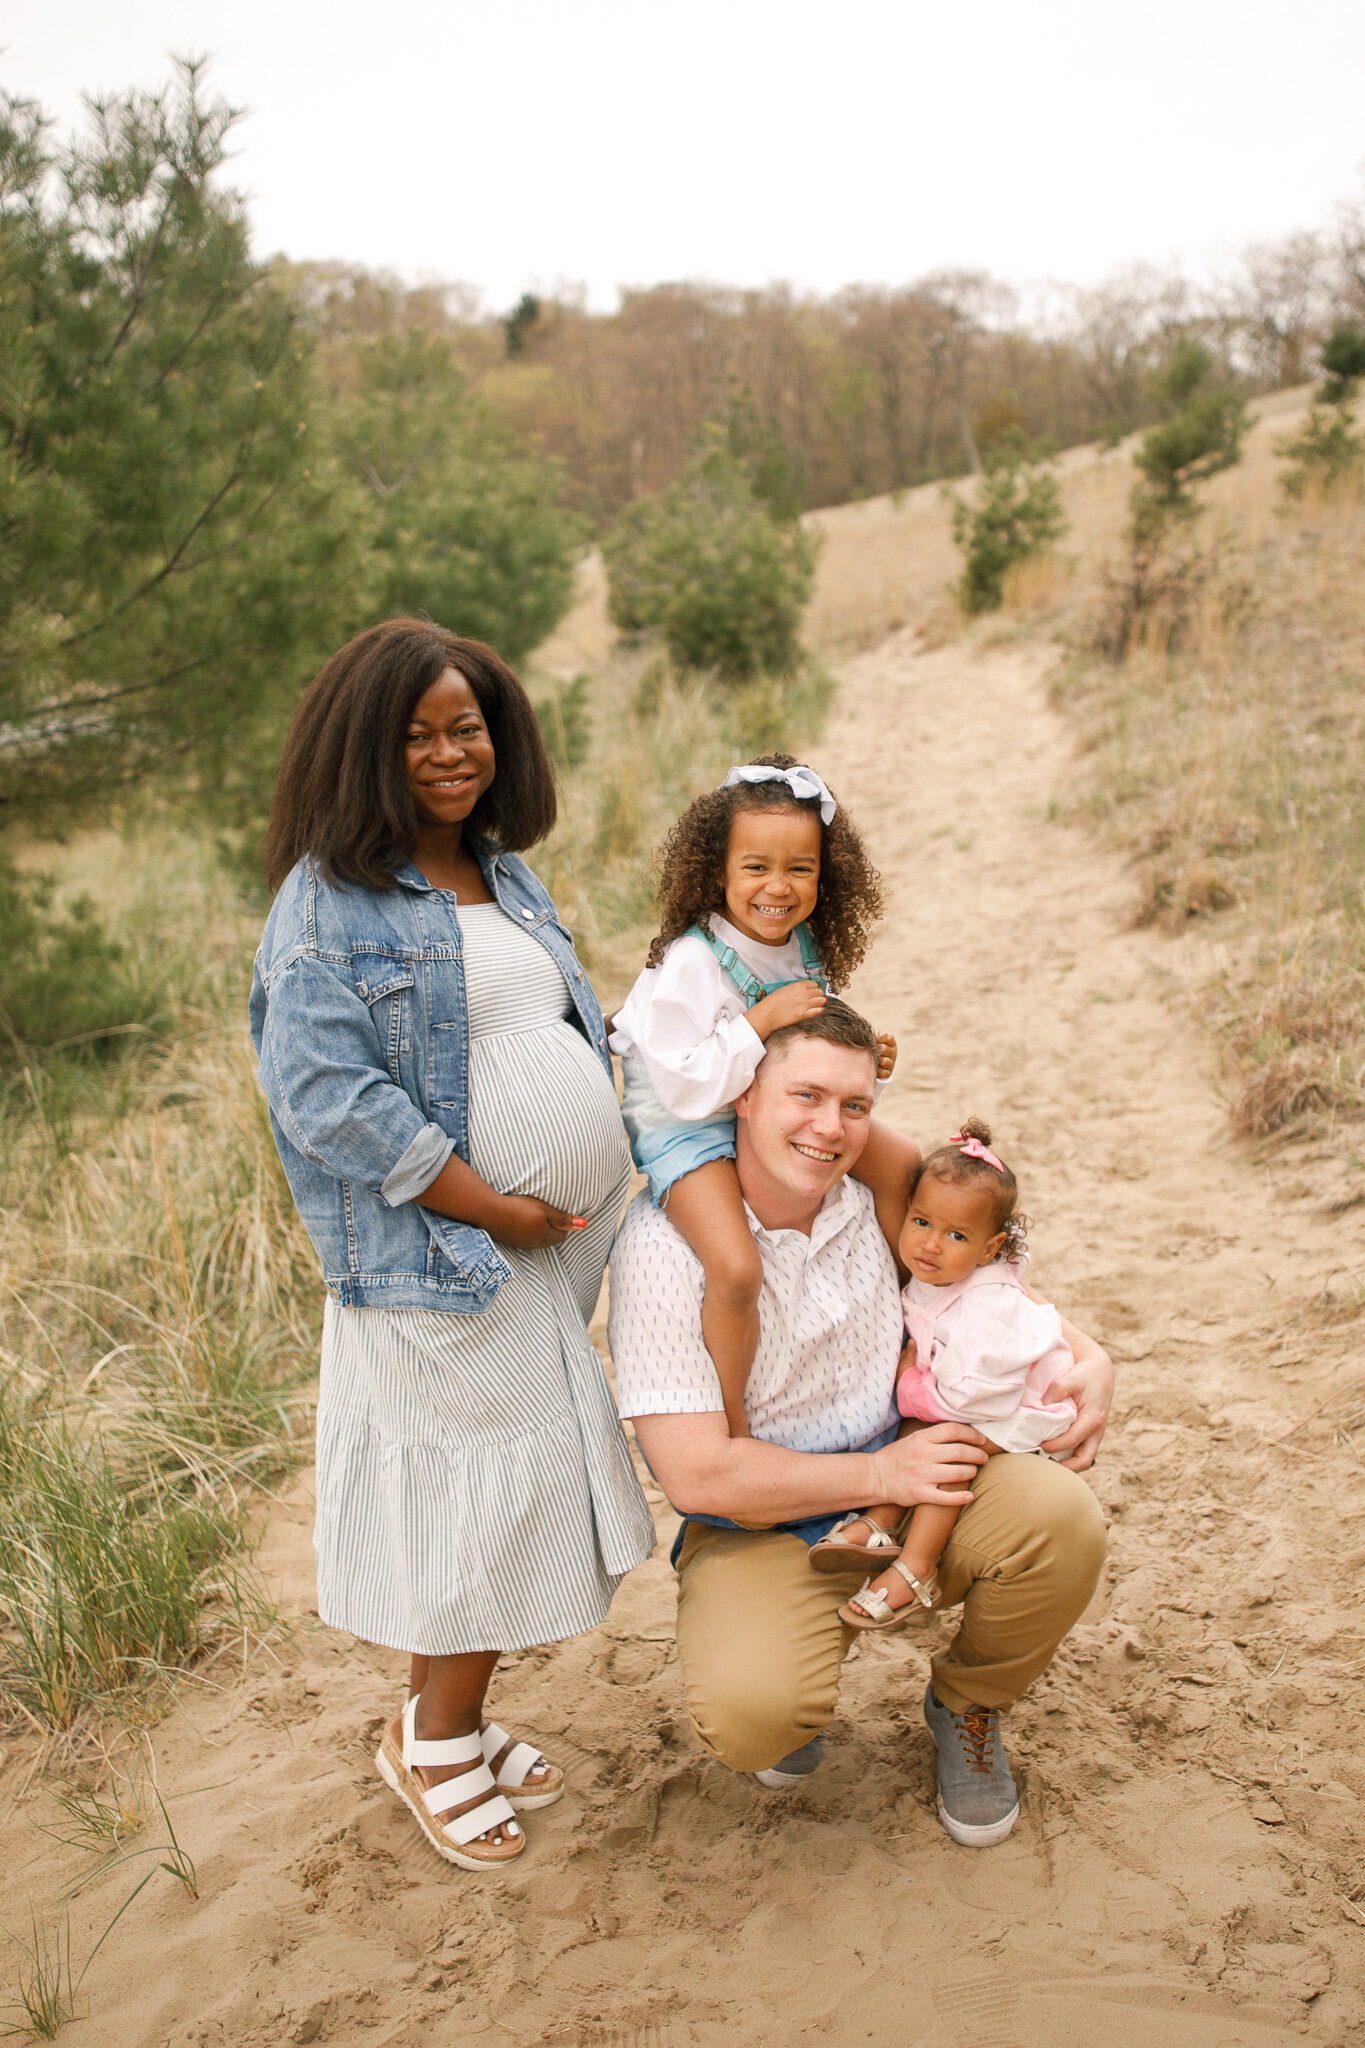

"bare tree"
[917,270,1013,474]
[1334,187,1365,324]
[1066,265,1197,428]
[1222,230,1332,385]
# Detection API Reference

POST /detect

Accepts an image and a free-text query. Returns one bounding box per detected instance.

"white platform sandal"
[376,1696,524,1870]
[481,1720,565,1811]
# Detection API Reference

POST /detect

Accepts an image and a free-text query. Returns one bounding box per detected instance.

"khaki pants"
[674,1452,1106,1773]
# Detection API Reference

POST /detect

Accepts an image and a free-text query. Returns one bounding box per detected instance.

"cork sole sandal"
[838,1561,941,1632]
[481,1720,565,1811]
[376,1696,525,1871]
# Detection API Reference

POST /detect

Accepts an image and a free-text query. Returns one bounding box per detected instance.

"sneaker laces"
[957,1706,996,1774]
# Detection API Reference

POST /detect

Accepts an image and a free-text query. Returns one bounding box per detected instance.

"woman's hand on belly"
[491,1195,588,1250]
[418,1151,586,1249]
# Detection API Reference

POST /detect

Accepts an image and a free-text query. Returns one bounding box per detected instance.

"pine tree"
[331,326,579,661]
[951,430,1067,613]
[0,63,372,832]
[603,433,818,683]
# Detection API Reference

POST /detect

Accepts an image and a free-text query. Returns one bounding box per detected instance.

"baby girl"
[809,1119,1078,1629]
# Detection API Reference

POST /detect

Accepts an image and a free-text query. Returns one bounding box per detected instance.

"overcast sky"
[5,1,1364,314]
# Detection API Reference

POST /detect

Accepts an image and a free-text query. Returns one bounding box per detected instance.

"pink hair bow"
[951,1133,1005,1173]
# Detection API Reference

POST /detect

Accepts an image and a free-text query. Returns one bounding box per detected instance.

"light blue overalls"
[621,921,831,1206]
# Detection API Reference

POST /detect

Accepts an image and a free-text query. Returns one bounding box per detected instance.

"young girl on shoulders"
[609,753,919,1437]
[810,1119,1078,1628]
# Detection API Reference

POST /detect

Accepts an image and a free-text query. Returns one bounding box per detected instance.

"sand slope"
[5,626,1365,2046]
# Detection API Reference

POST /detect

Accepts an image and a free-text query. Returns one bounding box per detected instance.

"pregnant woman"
[251,619,655,1872]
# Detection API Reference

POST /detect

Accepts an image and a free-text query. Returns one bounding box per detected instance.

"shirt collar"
[742,1174,861,1255]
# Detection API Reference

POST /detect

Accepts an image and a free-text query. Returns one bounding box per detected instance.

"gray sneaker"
[753,1734,824,1789]
[923,1685,1019,1847]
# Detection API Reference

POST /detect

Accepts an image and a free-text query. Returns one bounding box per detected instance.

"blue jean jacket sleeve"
[257,952,453,1203]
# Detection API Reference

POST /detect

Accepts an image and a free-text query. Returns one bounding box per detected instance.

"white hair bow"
[721,763,837,824]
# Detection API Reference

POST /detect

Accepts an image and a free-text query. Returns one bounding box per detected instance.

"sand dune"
[5,615,1364,2044]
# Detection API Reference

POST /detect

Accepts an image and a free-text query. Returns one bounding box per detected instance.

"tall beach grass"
[1053,484,1365,1144]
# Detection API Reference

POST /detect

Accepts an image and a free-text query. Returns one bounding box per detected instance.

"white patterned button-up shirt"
[608,1178,902,1453]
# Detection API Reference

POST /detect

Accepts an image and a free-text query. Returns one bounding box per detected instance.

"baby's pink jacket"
[897,1260,1077,1454]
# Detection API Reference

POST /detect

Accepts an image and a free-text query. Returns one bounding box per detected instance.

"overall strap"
[683,922,829,1008]
[795,921,832,993]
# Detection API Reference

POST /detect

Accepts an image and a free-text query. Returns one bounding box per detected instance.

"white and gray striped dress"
[314,903,656,1655]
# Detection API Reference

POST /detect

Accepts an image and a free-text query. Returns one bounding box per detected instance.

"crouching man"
[607,1002,1110,1847]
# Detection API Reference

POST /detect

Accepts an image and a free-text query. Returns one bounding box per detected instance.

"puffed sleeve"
[609,939,766,1121]
[253,950,454,1204]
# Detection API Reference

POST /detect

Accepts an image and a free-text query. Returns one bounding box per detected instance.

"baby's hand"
[875,1031,897,1080]
[747,979,828,1040]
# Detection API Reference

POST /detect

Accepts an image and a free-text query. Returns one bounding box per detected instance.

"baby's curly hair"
[645,753,884,990]
[915,1117,1031,1264]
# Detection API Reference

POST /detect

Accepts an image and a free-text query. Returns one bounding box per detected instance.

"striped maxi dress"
[313,901,656,1655]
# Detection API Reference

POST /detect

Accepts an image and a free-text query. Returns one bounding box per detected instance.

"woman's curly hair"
[645,754,884,990]
[914,1117,1031,1264]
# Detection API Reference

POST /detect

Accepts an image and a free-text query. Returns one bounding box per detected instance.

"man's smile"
[791,1140,839,1162]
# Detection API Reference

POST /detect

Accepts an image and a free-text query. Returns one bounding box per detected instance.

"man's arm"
[631,1411,991,1525]
[1037,1313,1114,1473]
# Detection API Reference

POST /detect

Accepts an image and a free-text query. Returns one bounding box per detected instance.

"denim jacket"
[249,837,614,1313]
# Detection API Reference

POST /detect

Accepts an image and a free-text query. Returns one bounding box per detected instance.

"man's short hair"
[762,997,879,1070]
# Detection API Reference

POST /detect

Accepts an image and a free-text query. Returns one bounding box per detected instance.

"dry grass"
[797,387,1316,655]
[0,841,320,1738]
[1055,464,1365,1143]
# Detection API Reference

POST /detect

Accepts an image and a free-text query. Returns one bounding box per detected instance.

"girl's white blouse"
[608,916,807,1123]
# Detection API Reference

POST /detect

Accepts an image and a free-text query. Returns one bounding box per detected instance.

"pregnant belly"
[464,1022,628,1215]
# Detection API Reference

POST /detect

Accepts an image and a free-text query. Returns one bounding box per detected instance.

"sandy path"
[8,630,1365,2047]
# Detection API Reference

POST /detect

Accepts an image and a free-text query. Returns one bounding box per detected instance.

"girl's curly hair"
[645,754,884,989]
[914,1117,1032,1264]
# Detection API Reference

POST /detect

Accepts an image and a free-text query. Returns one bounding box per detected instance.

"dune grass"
[0,841,317,1735]
[1052,485,1365,1142]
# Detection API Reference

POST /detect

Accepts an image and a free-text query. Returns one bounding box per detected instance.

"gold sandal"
[839,1561,941,1632]
[809,1511,904,1573]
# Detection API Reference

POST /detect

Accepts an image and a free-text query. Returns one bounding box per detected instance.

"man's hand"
[875,1031,897,1081]
[1038,1323,1113,1472]
[867,1422,991,1508]
[747,980,827,1041]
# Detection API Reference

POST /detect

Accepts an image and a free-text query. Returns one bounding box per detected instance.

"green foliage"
[1319,320,1365,405]
[0,64,370,834]
[331,326,580,659]
[1131,339,1247,539]
[719,389,808,522]
[1276,322,1365,503]
[1277,403,1364,502]
[503,291,541,357]
[951,430,1067,613]
[534,671,592,770]
[0,855,178,1071]
[728,663,836,757]
[0,1904,78,2039]
[0,1386,242,1727]
[603,435,818,683]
